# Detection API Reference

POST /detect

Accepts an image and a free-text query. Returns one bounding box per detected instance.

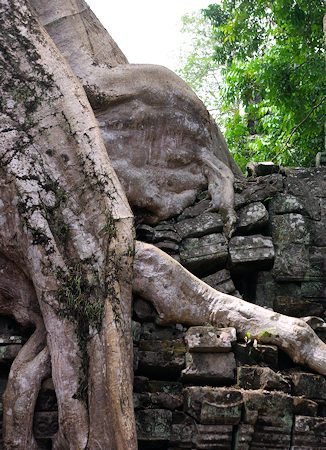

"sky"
[86,0,212,71]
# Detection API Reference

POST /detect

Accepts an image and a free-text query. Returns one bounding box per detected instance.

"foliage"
[179,0,326,171]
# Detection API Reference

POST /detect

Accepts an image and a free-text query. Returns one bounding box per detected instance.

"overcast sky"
[86,0,212,70]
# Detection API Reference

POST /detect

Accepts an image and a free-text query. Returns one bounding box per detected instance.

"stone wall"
[0,166,325,449]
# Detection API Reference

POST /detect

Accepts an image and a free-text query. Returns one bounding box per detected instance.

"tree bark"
[0,0,136,448]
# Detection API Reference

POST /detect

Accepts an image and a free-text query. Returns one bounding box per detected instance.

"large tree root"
[133,242,326,376]
[3,323,50,450]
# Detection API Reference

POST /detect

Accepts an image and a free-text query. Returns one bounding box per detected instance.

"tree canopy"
[179,0,325,171]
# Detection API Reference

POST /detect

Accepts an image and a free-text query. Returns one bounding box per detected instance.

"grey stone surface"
[183,387,243,425]
[273,244,310,281]
[229,235,274,269]
[269,193,306,215]
[202,269,238,296]
[234,174,284,208]
[237,366,291,392]
[177,199,211,221]
[247,162,280,177]
[234,343,278,369]
[185,326,236,353]
[136,409,172,441]
[242,391,293,429]
[33,412,58,439]
[255,271,275,309]
[133,297,158,321]
[180,233,228,274]
[274,295,323,317]
[134,392,183,410]
[0,344,22,362]
[175,212,223,239]
[271,213,310,245]
[236,202,269,233]
[181,352,236,384]
[292,372,326,400]
[292,416,326,448]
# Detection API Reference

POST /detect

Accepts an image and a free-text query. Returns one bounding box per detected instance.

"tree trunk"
[0,0,136,448]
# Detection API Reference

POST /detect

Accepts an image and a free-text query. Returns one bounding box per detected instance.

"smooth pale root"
[32,0,241,226]
[133,242,326,376]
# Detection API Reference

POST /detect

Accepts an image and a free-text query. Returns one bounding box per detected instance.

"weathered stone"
[292,416,326,448]
[273,244,310,281]
[170,412,195,446]
[175,212,223,239]
[184,387,243,425]
[153,227,181,243]
[134,392,183,410]
[136,224,155,242]
[132,320,141,343]
[301,281,326,298]
[255,271,275,309]
[137,350,185,378]
[181,352,236,384]
[236,202,269,233]
[155,241,179,254]
[234,423,254,450]
[308,246,326,279]
[136,409,172,441]
[33,412,59,439]
[293,397,318,417]
[194,424,233,449]
[133,297,158,321]
[185,326,236,353]
[139,339,186,354]
[237,366,291,393]
[229,235,274,270]
[0,344,22,362]
[274,296,323,318]
[0,335,23,344]
[248,422,291,449]
[133,377,183,394]
[285,168,325,220]
[234,174,284,208]
[234,343,278,370]
[177,199,211,221]
[202,269,237,295]
[271,213,310,245]
[35,379,57,412]
[247,162,280,177]
[242,391,293,429]
[180,233,228,275]
[140,322,185,340]
[292,372,326,400]
[269,193,306,215]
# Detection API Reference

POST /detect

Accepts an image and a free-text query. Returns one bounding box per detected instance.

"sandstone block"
[137,349,185,378]
[269,193,305,215]
[181,352,236,384]
[271,213,309,245]
[229,235,274,270]
[136,409,172,441]
[185,326,236,353]
[273,244,309,281]
[292,416,326,449]
[0,344,22,362]
[234,174,284,208]
[234,343,278,369]
[33,412,58,439]
[202,269,238,296]
[236,202,269,233]
[292,372,326,400]
[237,366,291,393]
[180,233,228,274]
[175,212,223,239]
[183,387,243,425]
